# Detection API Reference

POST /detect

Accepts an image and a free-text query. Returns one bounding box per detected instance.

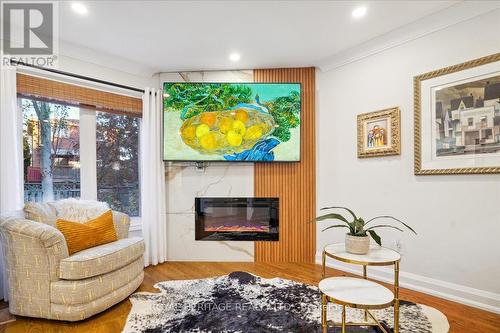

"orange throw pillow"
[56,210,118,255]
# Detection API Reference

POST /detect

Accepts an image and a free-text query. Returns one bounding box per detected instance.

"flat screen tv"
[163,82,301,162]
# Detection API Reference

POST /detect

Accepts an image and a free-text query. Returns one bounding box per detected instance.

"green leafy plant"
[316,206,417,246]
[262,90,301,142]
[163,83,253,120]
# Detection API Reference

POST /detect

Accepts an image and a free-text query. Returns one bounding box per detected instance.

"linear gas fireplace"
[195,197,279,241]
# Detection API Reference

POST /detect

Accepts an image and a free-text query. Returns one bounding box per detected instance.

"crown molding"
[317,2,500,72]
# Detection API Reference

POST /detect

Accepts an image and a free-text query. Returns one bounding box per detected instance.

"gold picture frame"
[357,107,400,158]
[414,53,500,175]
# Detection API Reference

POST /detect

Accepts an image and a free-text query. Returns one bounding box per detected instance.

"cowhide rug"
[123,272,449,333]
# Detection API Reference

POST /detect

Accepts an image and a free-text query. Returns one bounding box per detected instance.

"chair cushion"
[59,237,144,280]
[56,210,118,255]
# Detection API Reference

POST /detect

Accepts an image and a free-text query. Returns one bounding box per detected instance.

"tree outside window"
[96,112,140,217]
[23,99,80,203]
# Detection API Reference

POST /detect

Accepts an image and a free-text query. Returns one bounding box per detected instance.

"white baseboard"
[315,252,500,314]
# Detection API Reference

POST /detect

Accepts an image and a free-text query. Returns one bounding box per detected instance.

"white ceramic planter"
[345,234,370,254]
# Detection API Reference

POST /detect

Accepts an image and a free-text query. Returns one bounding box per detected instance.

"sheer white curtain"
[140,88,167,266]
[0,66,23,300]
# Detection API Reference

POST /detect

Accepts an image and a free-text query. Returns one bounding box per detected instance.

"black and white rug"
[123,272,449,333]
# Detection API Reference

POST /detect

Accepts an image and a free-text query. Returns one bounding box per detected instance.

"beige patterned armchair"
[0,201,145,321]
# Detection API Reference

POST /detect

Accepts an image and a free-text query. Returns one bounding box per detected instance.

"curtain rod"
[10,59,146,94]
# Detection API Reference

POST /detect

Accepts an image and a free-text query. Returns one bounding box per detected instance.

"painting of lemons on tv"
[163,82,301,162]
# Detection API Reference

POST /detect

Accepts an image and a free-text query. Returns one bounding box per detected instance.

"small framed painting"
[414,53,500,175]
[357,107,401,158]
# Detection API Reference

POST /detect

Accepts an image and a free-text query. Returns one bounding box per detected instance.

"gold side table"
[321,243,401,333]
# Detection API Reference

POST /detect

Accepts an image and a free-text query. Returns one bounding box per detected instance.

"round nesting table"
[320,243,401,333]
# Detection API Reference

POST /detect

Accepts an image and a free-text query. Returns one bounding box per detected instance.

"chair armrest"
[112,211,130,239]
[0,217,69,281]
[0,216,65,247]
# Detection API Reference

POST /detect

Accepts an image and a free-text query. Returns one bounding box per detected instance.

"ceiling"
[58,1,460,74]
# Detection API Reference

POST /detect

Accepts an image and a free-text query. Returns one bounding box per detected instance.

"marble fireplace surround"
[165,163,255,261]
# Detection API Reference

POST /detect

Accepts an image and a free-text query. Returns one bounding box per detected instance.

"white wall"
[57,42,158,90]
[13,42,159,97]
[160,71,255,261]
[316,10,500,313]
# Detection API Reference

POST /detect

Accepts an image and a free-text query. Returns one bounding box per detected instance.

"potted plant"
[316,206,416,254]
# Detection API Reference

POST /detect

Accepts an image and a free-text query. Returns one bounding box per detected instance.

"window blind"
[16,73,142,116]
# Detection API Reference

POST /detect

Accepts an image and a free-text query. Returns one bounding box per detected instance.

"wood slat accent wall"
[254,67,316,263]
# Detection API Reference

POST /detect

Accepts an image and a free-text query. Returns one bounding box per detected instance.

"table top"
[319,276,394,308]
[324,243,400,266]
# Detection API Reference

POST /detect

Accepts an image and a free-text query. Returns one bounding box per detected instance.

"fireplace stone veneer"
[195,198,279,241]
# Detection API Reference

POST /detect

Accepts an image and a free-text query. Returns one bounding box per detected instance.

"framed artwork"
[163,82,301,162]
[414,53,500,175]
[357,107,400,158]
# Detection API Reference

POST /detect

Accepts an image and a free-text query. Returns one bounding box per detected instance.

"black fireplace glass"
[195,197,279,241]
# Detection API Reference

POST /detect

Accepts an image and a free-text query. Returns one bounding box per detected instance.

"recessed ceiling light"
[229,52,241,62]
[352,6,367,19]
[72,2,88,15]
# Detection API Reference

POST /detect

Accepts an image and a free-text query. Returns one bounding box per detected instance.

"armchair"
[0,201,144,321]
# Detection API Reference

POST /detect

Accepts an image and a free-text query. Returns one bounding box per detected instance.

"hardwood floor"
[1,262,499,333]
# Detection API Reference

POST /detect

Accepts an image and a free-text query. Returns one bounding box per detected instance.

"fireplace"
[195,197,279,241]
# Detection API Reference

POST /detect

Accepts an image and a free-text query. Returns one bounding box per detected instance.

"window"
[22,98,141,217]
[480,116,487,128]
[467,118,474,126]
[18,73,142,220]
[96,112,140,216]
[22,99,81,202]
[482,128,493,140]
